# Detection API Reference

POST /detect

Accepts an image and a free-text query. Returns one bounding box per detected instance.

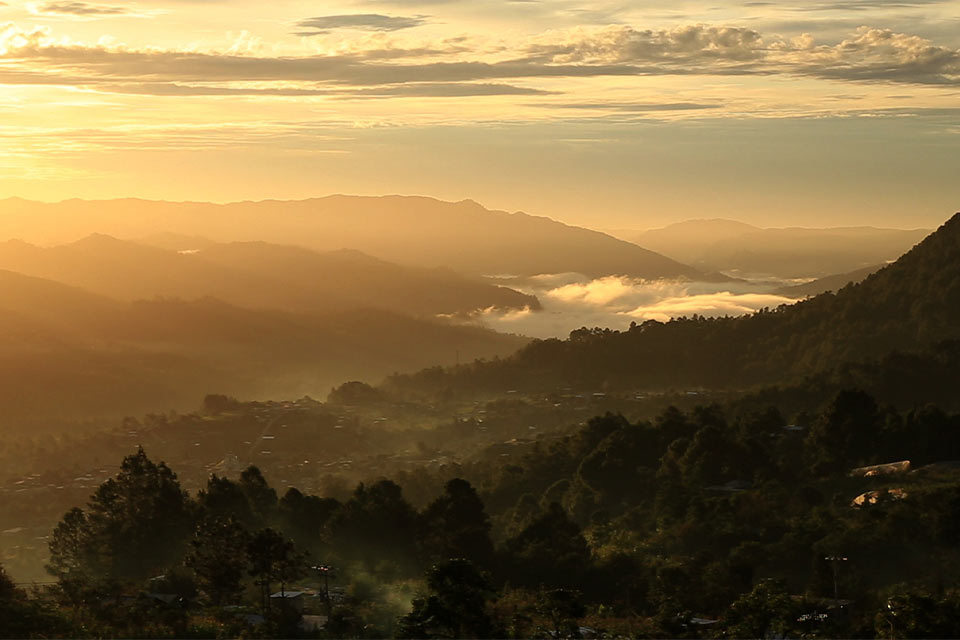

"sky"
[0,0,958,229]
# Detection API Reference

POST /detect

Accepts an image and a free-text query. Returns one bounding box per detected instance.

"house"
[851,488,907,508]
[848,460,910,478]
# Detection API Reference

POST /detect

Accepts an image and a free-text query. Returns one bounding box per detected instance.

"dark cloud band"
[37,1,128,15]
[0,24,957,97]
[295,14,427,35]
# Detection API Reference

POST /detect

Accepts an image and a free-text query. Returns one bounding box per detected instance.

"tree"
[397,559,499,639]
[678,425,730,487]
[184,516,250,606]
[198,475,255,526]
[202,394,241,414]
[328,381,382,405]
[47,507,93,584]
[806,389,880,473]
[875,588,960,639]
[577,423,659,502]
[1,564,64,638]
[327,479,418,573]
[419,479,494,567]
[47,448,194,585]
[239,466,279,525]
[246,528,306,614]
[502,502,592,588]
[723,578,799,639]
[277,488,340,554]
[535,589,586,639]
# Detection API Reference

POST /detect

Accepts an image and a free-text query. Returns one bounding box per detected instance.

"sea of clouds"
[467,274,796,339]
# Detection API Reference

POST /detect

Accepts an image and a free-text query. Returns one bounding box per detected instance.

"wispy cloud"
[538,101,722,112]
[29,1,132,16]
[100,81,552,97]
[294,14,427,35]
[789,0,952,10]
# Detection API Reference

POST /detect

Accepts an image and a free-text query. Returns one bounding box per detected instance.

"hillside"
[388,212,960,395]
[0,271,528,427]
[0,196,718,280]
[628,219,928,278]
[0,235,538,317]
[776,264,882,298]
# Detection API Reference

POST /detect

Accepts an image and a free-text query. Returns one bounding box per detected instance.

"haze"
[1,0,959,228]
[4,0,960,636]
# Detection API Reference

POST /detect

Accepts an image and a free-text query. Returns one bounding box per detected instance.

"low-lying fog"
[462,274,798,339]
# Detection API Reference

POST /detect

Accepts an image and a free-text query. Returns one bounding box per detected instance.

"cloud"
[359,0,456,3]
[462,274,795,339]
[348,81,553,96]
[549,275,647,306]
[0,22,957,97]
[790,26,960,85]
[524,24,767,66]
[295,14,427,35]
[792,0,952,10]
[100,81,552,97]
[33,1,128,15]
[524,23,960,85]
[623,291,794,322]
[539,101,721,112]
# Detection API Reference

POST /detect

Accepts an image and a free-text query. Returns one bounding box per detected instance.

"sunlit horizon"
[1,0,958,228]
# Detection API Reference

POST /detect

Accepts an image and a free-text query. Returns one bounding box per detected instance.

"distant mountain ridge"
[388,212,960,395]
[776,264,883,298]
[618,218,929,278]
[0,234,539,317]
[0,195,722,280]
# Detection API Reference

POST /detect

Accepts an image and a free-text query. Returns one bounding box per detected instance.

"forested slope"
[389,212,960,395]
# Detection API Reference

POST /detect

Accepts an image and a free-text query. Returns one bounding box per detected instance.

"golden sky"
[1,0,958,228]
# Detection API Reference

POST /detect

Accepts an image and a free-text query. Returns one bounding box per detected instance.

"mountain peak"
[67,233,132,251]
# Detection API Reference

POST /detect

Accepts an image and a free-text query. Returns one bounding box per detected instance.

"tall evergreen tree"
[419,478,494,567]
[184,516,250,606]
[47,448,194,584]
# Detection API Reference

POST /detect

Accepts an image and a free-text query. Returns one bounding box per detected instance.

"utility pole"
[312,565,332,617]
[824,555,848,607]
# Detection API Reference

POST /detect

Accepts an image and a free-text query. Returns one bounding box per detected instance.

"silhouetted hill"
[194,241,541,314]
[0,196,718,280]
[387,212,960,395]
[0,271,528,426]
[628,219,928,278]
[0,268,124,331]
[0,235,538,317]
[776,264,883,298]
[614,218,760,261]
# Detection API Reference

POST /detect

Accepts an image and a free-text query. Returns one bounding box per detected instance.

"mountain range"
[0,196,719,280]
[617,219,929,278]
[0,266,528,428]
[775,264,883,298]
[0,235,538,317]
